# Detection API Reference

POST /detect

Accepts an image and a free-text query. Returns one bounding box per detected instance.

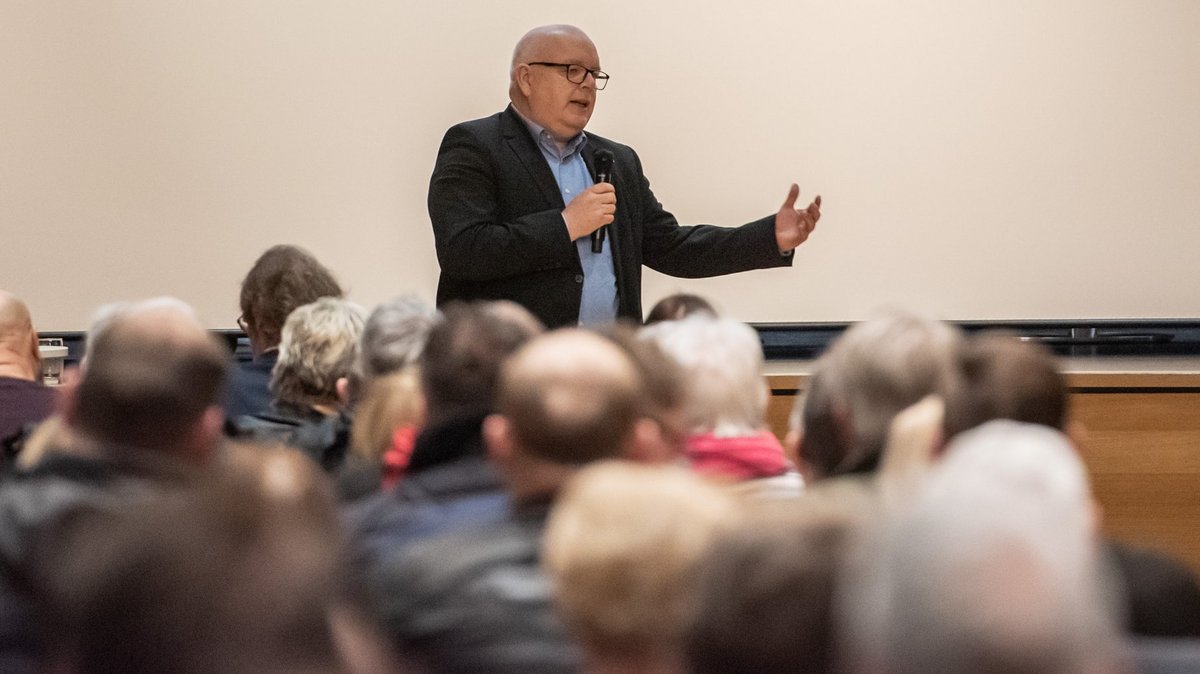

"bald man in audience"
[0,291,55,453]
[366,329,645,673]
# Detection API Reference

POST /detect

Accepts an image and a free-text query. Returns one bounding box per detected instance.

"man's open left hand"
[775,184,821,253]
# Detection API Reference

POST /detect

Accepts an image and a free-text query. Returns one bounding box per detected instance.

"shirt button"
[574,274,584,283]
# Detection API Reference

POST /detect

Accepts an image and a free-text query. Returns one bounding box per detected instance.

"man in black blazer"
[428,24,822,329]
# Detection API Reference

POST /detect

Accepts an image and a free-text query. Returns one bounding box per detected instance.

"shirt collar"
[511,105,588,160]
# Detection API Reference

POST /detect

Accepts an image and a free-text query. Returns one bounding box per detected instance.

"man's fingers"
[592,183,616,195]
[781,183,800,211]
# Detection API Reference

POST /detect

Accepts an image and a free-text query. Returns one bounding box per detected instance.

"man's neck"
[0,349,37,381]
[510,101,574,153]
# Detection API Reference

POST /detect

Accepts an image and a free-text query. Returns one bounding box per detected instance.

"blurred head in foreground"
[544,461,739,672]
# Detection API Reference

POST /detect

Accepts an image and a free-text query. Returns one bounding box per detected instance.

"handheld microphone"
[591,149,614,254]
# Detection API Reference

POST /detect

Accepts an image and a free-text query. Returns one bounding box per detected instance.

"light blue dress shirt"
[513,111,618,325]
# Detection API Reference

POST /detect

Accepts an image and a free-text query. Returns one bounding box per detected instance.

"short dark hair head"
[74,302,229,452]
[239,245,342,349]
[498,329,642,465]
[419,301,543,424]
[686,508,855,674]
[34,460,348,674]
[942,332,1067,441]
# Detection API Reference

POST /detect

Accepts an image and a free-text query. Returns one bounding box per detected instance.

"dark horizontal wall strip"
[42,319,1200,366]
[752,319,1200,360]
[39,329,249,368]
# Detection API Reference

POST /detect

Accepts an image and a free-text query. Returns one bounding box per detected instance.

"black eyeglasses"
[236,314,249,333]
[527,62,609,90]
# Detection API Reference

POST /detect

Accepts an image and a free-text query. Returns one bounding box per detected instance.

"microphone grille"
[595,149,615,174]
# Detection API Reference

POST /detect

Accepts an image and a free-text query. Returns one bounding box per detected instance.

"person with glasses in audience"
[428,24,823,329]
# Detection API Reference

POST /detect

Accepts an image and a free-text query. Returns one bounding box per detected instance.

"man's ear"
[187,405,225,463]
[28,330,42,373]
[514,65,534,97]
[482,413,515,465]
[1064,420,1090,454]
[783,427,802,467]
[335,377,351,406]
[626,417,670,465]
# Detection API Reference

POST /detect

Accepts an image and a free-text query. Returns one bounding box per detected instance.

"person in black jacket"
[428,24,822,329]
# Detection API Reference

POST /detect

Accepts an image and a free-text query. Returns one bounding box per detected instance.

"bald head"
[0,290,41,381]
[511,24,594,72]
[509,24,601,145]
[497,329,641,465]
[72,299,229,455]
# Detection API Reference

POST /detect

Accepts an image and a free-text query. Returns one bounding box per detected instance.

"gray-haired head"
[793,308,962,480]
[354,295,438,389]
[270,298,366,411]
[841,421,1125,674]
[642,315,767,437]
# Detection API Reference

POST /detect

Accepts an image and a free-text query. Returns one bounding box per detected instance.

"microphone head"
[594,149,615,180]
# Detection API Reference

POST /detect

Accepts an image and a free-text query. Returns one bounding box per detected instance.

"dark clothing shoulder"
[0,377,56,451]
[367,500,578,673]
[1108,539,1200,638]
[0,446,200,673]
[346,414,506,569]
[227,401,351,473]
[346,453,507,569]
[222,351,277,421]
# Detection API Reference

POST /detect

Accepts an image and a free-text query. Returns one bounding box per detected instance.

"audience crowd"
[2,245,1199,673]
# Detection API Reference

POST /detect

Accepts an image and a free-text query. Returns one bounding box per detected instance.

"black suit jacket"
[428,105,793,329]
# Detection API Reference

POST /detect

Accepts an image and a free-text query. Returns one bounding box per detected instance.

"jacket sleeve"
[428,124,576,283]
[630,150,794,278]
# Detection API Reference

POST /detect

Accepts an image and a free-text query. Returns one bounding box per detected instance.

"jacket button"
[574,274,584,283]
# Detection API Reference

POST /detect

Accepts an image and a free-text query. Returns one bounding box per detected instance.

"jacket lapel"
[500,106,565,208]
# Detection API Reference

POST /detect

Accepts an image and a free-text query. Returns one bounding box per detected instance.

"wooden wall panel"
[766,366,1200,576]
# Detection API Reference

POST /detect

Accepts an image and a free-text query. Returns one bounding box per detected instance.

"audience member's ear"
[832,402,857,460]
[27,330,41,371]
[335,377,351,407]
[1064,420,1090,454]
[188,405,225,464]
[482,413,515,466]
[626,417,675,465]
[783,427,802,467]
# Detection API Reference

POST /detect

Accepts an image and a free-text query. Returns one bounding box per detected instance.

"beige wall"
[3,1,1198,330]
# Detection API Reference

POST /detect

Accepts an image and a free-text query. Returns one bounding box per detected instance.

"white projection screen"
[3,0,1198,330]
